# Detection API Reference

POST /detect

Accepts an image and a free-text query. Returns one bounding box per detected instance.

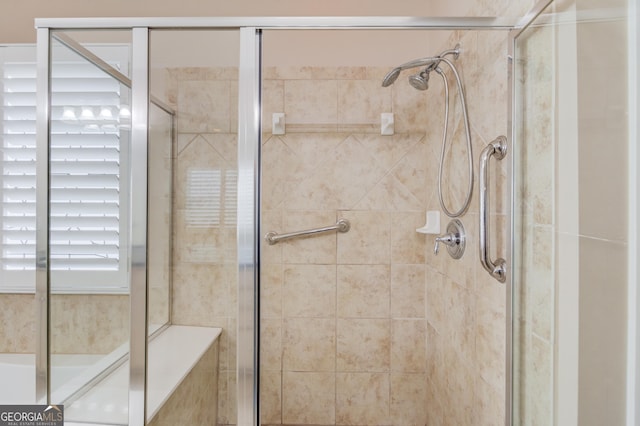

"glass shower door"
[35,24,247,426]
[47,30,134,424]
[512,1,632,424]
[148,29,241,426]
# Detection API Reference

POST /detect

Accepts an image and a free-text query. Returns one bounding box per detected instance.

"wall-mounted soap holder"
[416,210,440,234]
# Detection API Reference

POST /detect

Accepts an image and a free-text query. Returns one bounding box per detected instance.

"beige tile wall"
[421,29,512,425]
[50,295,130,354]
[259,49,511,424]
[260,65,430,426]
[0,294,129,355]
[0,294,35,353]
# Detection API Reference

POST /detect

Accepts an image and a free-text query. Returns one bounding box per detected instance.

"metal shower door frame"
[33,13,544,425]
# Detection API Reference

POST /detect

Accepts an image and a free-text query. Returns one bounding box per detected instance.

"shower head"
[381,56,439,87]
[408,65,444,91]
[408,70,430,91]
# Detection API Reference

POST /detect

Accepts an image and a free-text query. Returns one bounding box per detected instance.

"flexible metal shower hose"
[434,57,473,218]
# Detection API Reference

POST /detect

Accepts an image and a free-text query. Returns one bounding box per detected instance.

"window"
[1,44,131,293]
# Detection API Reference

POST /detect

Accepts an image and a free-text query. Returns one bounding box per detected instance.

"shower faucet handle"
[433,219,466,259]
[434,234,457,255]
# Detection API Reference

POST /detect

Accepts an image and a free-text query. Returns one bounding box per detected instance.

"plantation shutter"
[1,45,130,292]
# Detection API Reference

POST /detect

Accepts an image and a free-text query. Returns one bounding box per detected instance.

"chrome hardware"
[265,218,350,245]
[434,219,466,259]
[479,136,507,282]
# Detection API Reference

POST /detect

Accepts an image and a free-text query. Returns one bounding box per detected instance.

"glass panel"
[260,28,510,426]
[0,44,38,404]
[512,7,556,423]
[147,29,239,426]
[49,30,132,425]
[513,1,631,424]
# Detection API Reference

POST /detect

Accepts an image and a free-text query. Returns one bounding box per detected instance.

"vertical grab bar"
[479,135,508,283]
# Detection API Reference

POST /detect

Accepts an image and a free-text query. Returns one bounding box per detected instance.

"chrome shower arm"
[438,43,461,60]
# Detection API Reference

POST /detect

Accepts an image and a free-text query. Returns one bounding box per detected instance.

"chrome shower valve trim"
[434,219,466,259]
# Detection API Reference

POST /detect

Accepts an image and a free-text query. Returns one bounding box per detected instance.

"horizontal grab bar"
[265,219,350,245]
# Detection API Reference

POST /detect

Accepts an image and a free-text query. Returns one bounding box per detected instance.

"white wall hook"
[381,112,394,135]
[272,112,285,135]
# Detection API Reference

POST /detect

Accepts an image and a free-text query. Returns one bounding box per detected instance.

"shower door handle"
[479,136,507,283]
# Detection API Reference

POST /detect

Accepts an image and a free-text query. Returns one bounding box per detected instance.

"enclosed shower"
[0,1,635,425]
